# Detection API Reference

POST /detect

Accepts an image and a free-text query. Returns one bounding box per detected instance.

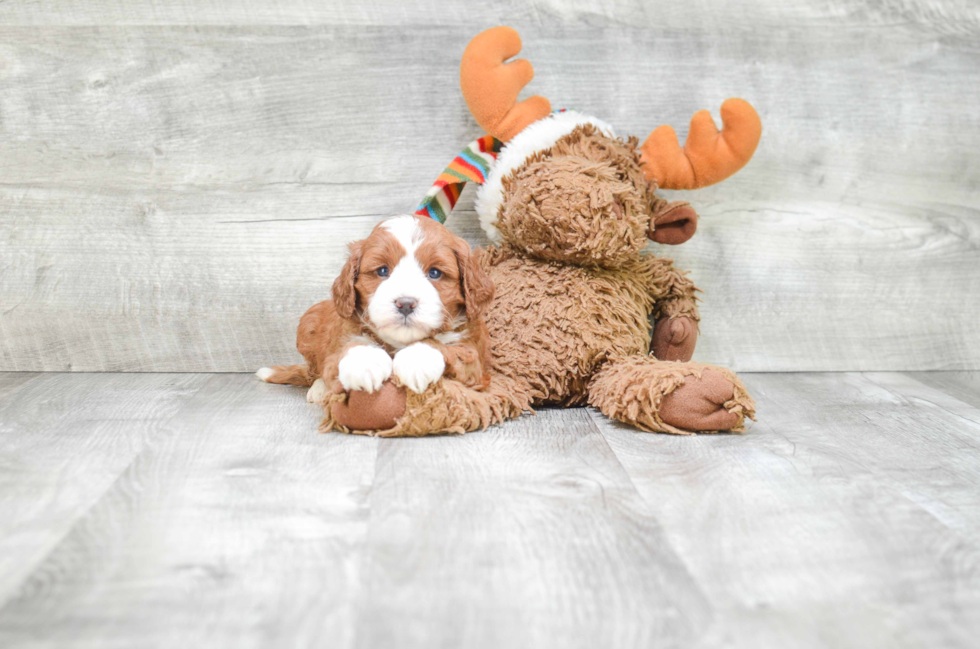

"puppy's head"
[332,215,493,346]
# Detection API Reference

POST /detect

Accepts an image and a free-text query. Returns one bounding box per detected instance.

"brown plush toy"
[323,26,761,435]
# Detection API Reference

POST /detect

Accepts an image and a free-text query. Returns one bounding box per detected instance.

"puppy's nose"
[395,297,418,317]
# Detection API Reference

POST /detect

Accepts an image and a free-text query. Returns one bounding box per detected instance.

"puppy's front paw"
[393,343,446,394]
[338,346,393,393]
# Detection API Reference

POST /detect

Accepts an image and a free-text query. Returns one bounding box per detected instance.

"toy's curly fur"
[476,125,754,432]
[322,373,531,437]
[590,358,754,435]
[476,242,698,404]
[495,126,651,268]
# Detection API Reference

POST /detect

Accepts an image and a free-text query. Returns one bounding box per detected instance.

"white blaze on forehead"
[367,215,444,347]
[381,214,424,255]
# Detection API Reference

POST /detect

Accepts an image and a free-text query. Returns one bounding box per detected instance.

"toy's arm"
[642,255,700,362]
[643,255,700,322]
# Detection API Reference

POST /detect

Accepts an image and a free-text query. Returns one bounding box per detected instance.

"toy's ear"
[454,241,495,319]
[331,240,363,319]
[649,202,698,246]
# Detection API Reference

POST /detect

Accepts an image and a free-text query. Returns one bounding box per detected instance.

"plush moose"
[322,26,761,435]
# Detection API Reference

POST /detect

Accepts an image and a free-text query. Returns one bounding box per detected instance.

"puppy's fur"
[257,215,494,403]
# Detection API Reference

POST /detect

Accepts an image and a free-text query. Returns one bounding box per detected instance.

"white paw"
[338,346,393,393]
[255,367,275,382]
[393,343,445,394]
[306,378,328,404]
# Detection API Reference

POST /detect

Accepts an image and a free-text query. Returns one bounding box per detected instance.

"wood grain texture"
[1,3,979,371]
[593,372,980,648]
[351,408,709,649]
[2,371,980,647]
[906,371,980,411]
[0,372,209,608]
[0,373,378,648]
[1,0,977,29]
[0,373,713,648]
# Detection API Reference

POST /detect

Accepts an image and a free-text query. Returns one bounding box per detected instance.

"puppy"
[257,214,495,405]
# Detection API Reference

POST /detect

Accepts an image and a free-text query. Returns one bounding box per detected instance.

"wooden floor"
[1,371,979,648]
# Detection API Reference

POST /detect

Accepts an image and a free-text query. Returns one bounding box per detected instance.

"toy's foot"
[329,381,407,431]
[588,356,755,434]
[659,369,740,431]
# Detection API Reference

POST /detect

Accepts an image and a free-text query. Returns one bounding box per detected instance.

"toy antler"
[640,98,762,190]
[460,26,551,142]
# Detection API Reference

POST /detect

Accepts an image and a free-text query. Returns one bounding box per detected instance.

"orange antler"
[460,26,551,142]
[640,98,762,190]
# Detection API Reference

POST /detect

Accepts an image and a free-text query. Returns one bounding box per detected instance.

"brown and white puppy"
[257,214,494,404]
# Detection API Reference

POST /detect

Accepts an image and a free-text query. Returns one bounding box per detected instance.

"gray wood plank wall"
[1,1,978,372]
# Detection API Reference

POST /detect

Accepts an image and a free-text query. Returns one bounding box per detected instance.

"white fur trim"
[475,111,615,241]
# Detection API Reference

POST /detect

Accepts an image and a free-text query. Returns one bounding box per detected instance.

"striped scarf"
[415,135,503,223]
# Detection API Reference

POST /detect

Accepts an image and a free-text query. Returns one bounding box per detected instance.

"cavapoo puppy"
[257,214,494,404]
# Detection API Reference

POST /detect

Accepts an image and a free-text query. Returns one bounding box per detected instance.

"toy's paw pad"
[652,316,698,362]
[660,369,740,432]
[331,381,407,431]
[393,343,445,393]
[306,378,328,404]
[338,346,393,393]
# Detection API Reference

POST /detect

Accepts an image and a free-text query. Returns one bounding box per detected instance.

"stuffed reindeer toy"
[315,26,762,436]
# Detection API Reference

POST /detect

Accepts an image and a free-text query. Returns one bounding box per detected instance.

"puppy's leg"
[337,345,393,393]
[406,340,488,390]
[256,364,314,386]
[392,343,445,393]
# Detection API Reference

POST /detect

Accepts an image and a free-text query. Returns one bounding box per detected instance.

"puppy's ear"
[454,240,495,320]
[332,240,363,319]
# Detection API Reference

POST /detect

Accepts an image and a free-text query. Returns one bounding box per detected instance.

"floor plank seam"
[0,375,214,614]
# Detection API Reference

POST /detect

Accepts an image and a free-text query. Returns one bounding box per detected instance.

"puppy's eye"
[376,266,390,278]
[427,268,443,280]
